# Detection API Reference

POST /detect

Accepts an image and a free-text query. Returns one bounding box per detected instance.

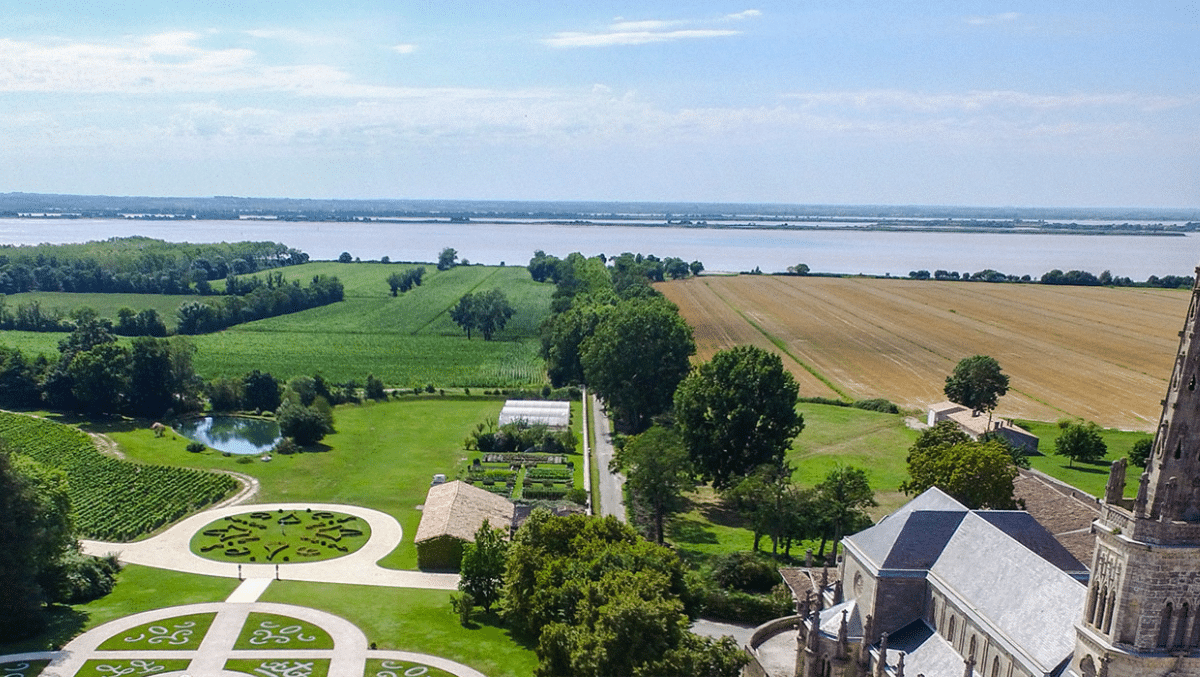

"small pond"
[175,416,282,455]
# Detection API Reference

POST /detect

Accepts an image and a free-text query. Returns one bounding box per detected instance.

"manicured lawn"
[1015,419,1151,498]
[789,404,920,516]
[92,396,587,569]
[235,612,334,650]
[668,403,919,565]
[259,581,538,677]
[190,509,372,564]
[0,565,239,655]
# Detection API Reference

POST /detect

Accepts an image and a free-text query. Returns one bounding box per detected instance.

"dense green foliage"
[1054,420,1108,467]
[387,267,425,295]
[675,346,803,488]
[176,274,344,334]
[0,450,75,638]
[0,237,308,295]
[1129,436,1154,468]
[0,412,236,540]
[450,288,515,340]
[501,511,744,677]
[815,465,877,559]
[900,422,1018,509]
[581,297,695,432]
[722,463,819,555]
[612,425,695,544]
[944,354,1010,415]
[459,520,509,612]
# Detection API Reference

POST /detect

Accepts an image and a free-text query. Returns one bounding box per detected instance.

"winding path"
[80,502,458,590]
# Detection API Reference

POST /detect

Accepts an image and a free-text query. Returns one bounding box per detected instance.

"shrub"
[186,441,205,453]
[700,586,794,624]
[852,398,899,414]
[566,487,588,506]
[451,592,475,627]
[712,551,782,593]
[272,438,300,455]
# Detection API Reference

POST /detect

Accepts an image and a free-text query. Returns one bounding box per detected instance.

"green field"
[1,292,196,330]
[1016,419,1151,498]
[666,403,919,564]
[0,565,239,655]
[0,263,554,387]
[91,396,585,569]
[260,581,538,677]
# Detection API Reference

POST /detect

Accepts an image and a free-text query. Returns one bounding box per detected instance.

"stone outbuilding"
[414,480,514,570]
[927,401,1039,453]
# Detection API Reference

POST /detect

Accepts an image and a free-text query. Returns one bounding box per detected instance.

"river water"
[0,217,1196,279]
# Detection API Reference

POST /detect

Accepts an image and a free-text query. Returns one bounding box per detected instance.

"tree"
[275,395,334,445]
[900,431,1019,509]
[674,346,803,488]
[944,355,1009,417]
[0,450,74,639]
[722,463,816,555]
[788,263,810,275]
[816,465,877,559]
[611,425,694,544]
[540,302,611,387]
[1129,436,1153,468]
[689,260,705,277]
[475,288,515,340]
[437,247,458,271]
[459,519,509,612]
[581,297,695,433]
[449,293,478,339]
[1055,420,1107,468]
[338,251,352,263]
[68,342,131,414]
[242,370,281,412]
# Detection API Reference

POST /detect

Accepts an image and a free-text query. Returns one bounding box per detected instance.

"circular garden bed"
[190,508,371,564]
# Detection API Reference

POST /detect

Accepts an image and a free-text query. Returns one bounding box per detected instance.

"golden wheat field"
[659,275,1193,431]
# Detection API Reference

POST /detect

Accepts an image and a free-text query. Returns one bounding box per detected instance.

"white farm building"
[498,400,571,429]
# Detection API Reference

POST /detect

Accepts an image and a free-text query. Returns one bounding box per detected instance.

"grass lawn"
[89,396,588,569]
[0,264,554,387]
[667,403,919,566]
[190,509,372,564]
[259,581,538,677]
[1015,419,1151,498]
[0,565,239,655]
[1,292,196,330]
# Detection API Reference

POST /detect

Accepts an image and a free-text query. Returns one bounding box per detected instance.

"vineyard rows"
[0,412,236,541]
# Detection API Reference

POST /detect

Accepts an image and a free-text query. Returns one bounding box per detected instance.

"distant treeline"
[0,237,309,295]
[906,268,1193,288]
[529,250,703,293]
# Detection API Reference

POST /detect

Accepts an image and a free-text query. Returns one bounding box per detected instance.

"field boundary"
[704,280,851,400]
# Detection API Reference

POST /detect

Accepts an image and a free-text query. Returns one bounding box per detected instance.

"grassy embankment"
[0,262,553,387]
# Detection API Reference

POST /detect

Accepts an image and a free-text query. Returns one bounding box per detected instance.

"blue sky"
[1,1,1197,207]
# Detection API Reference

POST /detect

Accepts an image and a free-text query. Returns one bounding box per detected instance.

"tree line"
[176,274,343,334]
[0,237,309,296]
[908,267,1193,288]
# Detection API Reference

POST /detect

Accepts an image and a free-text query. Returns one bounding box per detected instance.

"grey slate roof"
[844,487,968,572]
[975,510,1089,578]
[817,599,863,639]
[883,620,965,677]
[929,511,1086,674]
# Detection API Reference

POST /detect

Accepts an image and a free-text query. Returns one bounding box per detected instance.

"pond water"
[175,416,282,455]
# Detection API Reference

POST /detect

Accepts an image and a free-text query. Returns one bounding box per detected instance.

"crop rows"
[661,276,1189,430]
[0,412,236,540]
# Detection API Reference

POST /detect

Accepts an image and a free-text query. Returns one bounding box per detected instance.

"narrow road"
[589,393,626,522]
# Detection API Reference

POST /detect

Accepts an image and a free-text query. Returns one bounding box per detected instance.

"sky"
[1,1,1197,207]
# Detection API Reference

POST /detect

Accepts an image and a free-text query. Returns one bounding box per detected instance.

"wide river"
[0,217,1197,279]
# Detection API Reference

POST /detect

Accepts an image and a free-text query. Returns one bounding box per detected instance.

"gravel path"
[590,394,626,522]
[81,502,458,590]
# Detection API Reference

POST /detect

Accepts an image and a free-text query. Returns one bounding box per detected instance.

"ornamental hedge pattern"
[0,412,236,540]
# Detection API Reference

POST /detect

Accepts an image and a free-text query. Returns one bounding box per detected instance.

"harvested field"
[660,276,1191,431]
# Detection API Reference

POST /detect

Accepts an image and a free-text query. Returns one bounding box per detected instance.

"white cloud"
[782,89,1191,114]
[391,43,417,54]
[244,28,344,47]
[545,10,759,48]
[545,29,740,48]
[965,12,1021,26]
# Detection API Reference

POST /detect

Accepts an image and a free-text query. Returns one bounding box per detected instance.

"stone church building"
[797,270,1200,677]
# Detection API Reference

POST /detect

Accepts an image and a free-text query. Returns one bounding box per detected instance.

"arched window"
[1176,602,1190,648]
[1159,603,1175,649]
[969,635,977,659]
[1103,591,1116,634]
[1086,585,1099,625]
[1095,586,1109,629]
[948,616,957,645]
